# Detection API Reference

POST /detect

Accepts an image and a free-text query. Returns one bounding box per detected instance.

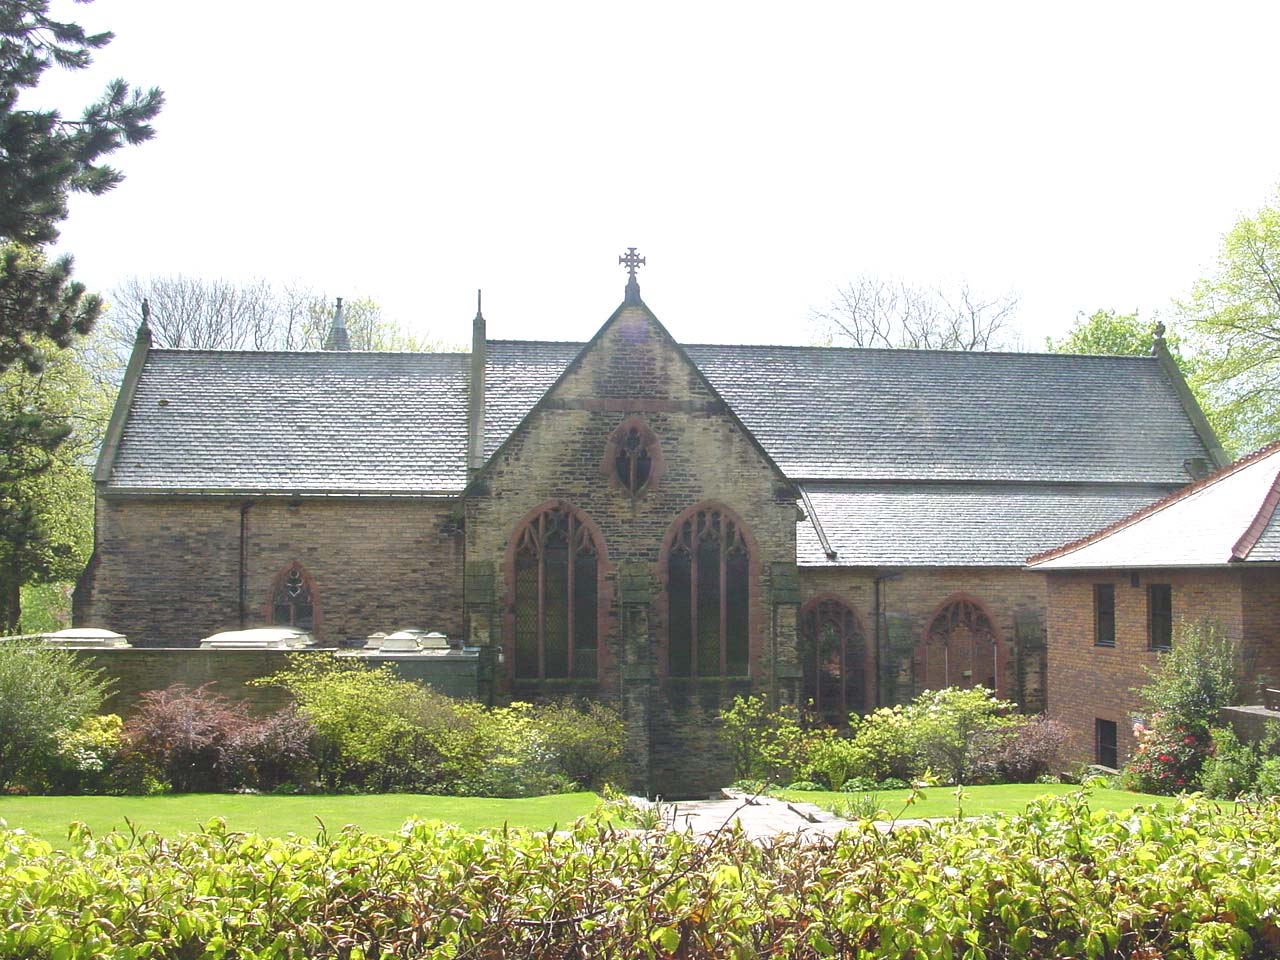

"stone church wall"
[76,495,465,647]
[464,306,801,796]
[798,567,1048,713]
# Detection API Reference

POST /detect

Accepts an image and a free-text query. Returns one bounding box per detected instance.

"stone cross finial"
[619,247,646,279]
[619,247,646,304]
[1152,320,1167,356]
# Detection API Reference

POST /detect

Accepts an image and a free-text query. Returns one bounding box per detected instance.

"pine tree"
[0,0,161,627]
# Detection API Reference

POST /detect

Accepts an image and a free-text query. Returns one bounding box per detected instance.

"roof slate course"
[105,338,1214,566]
[798,482,1173,567]
[109,351,470,494]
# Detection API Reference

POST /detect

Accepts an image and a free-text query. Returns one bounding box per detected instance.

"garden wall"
[72,648,485,716]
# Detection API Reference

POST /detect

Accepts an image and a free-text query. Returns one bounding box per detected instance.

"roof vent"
[1184,457,1212,480]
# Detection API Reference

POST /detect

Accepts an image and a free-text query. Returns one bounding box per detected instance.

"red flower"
[1184,736,1196,745]
[1159,754,1173,763]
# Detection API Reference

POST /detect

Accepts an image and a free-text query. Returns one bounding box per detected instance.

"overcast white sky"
[33,1,1280,350]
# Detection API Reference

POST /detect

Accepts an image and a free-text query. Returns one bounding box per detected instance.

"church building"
[75,254,1224,795]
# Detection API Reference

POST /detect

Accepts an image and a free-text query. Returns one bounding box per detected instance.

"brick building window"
[270,563,316,630]
[511,502,600,680]
[919,595,1000,694]
[1095,718,1118,769]
[800,597,869,724]
[1093,583,1116,647]
[604,417,663,497]
[1148,583,1173,650]
[663,504,751,678]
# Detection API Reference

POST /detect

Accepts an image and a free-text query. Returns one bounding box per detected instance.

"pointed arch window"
[512,503,601,680]
[920,595,1000,694]
[270,563,316,630]
[604,417,663,498]
[664,505,751,678]
[801,597,869,724]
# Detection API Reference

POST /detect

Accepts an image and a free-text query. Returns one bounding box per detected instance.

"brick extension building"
[75,263,1224,795]
[1029,443,1280,770]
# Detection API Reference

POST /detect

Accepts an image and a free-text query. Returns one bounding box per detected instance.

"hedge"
[2,791,1279,958]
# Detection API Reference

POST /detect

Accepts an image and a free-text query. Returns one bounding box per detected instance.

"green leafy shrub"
[905,687,1019,784]
[4,791,1280,957]
[0,638,111,790]
[843,705,918,783]
[1200,724,1280,799]
[800,728,863,790]
[530,698,626,790]
[1138,620,1239,733]
[51,714,129,794]
[718,694,805,783]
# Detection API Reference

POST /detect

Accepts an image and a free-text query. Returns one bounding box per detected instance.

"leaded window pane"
[510,504,601,682]
[668,550,692,677]
[725,549,749,676]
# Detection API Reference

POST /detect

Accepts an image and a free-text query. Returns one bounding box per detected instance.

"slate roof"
[797,482,1174,567]
[103,335,1216,568]
[107,350,470,494]
[1028,444,1280,569]
[482,342,1213,485]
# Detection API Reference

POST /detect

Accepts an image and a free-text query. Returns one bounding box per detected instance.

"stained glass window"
[800,598,868,724]
[271,564,314,630]
[665,506,751,677]
[607,419,660,497]
[511,503,601,680]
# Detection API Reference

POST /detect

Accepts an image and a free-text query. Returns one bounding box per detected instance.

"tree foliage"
[1046,308,1190,365]
[0,1,160,628]
[812,276,1020,350]
[105,275,448,355]
[0,1,162,373]
[1178,189,1280,453]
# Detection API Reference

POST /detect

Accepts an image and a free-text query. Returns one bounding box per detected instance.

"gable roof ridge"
[464,298,796,496]
[1027,439,1280,566]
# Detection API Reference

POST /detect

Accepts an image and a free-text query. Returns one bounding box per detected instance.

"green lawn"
[0,792,601,846]
[775,783,1171,820]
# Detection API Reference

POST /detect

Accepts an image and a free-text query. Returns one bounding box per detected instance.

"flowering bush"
[1119,715,1209,794]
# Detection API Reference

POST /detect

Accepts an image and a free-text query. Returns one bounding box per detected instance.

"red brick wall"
[76,495,465,647]
[1044,568,1244,767]
[1240,568,1280,688]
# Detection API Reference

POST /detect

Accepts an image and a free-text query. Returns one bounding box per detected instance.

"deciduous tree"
[812,276,1020,350]
[1178,190,1280,453]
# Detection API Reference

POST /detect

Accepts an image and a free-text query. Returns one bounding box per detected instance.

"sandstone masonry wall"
[77,496,465,647]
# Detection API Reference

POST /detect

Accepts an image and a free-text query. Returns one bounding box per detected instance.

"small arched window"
[663,504,751,677]
[604,417,663,497]
[270,563,316,630]
[920,595,1000,694]
[511,502,602,680]
[801,597,869,724]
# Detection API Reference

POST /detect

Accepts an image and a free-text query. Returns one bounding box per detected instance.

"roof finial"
[619,246,645,305]
[136,298,153,346]
[1152,320,1167,356]
[324,296,350,351]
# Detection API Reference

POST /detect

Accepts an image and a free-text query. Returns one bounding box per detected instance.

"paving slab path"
[629,792,934,840]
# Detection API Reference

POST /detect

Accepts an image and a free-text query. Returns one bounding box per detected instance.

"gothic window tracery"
[800,597,868,724]
[512,503,600,680]
[604,417,662,497]
[664,505,751,677]
[919,595,999,694]
[271,563,315,630]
